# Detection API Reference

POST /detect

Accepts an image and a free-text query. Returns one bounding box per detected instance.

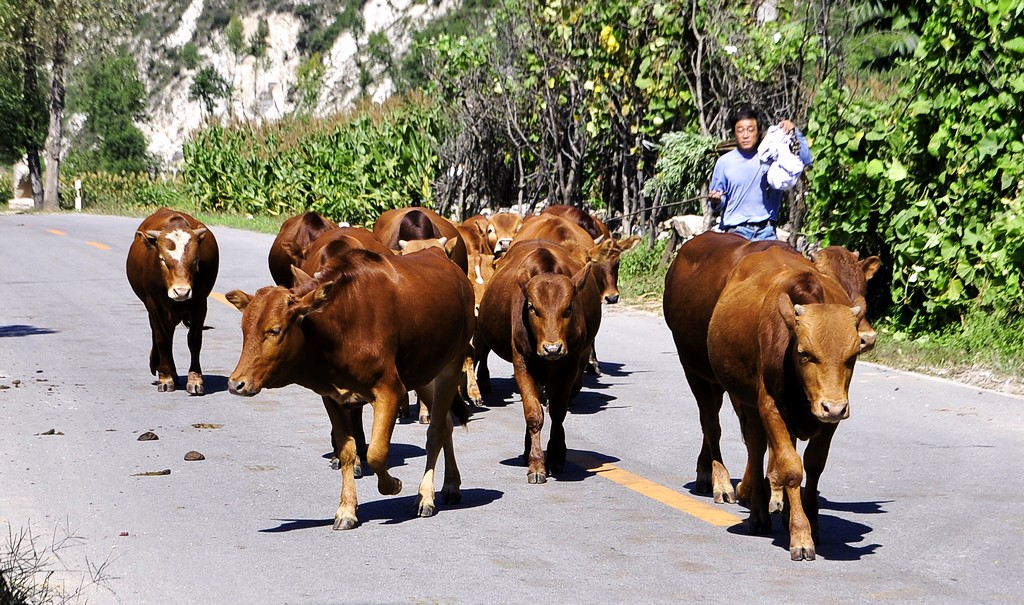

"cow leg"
[415,362,463,516]
[418,393,430,425]
[329,404,366,479]
[802,424,838,543]
[513,354,546,483]
[585,344,601,376]
[767,442,793,513]
[323,399,360,530]
[758,397,815,560]
[461,346,485,408]
[146,305,177,392]
[686,374,733,503]
[545,377,573,476]
[737,404,772,536]
[367,381,404,498]
[475,338,492,395]
[185,302,207,395]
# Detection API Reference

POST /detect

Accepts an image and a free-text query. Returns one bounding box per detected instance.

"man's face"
[734,118,760,152]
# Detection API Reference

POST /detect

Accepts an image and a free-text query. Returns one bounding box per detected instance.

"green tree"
[189,66,231,116]
[69,46,150,173]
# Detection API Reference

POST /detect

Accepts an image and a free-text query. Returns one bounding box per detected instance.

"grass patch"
[618,237,668,312]
[1,520,116,604]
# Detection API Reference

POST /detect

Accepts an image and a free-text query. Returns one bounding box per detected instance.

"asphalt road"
[1,212,1023,605]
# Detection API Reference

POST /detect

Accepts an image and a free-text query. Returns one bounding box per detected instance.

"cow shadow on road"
[497,449,621,484]
[724,496,888,560]
[0,324,58,338]
[258,488,504,532]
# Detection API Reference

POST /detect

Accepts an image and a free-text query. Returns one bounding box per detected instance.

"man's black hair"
[727,104,763,134]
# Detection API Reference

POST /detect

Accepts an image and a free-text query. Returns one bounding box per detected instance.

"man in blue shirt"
[708,105,812,241]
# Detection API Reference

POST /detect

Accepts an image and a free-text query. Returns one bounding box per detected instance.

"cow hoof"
[330,457,340,471]
[790,546,816,561]
[527,471,547,484]
[440,486,461,505]
[353,461,363,479]
[713,490,737,505]
[186,383,205,396]
[470,397,487,409]
[586,363,602,376]
[419,413,431,425]
[416,498,436,518]
[333,517,359,531]
[157,381,176,393]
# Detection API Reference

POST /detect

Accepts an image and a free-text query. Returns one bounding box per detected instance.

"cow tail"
[451,394,473,426]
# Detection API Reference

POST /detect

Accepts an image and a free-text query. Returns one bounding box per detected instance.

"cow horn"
[793,304,806,316]
[850,306,862,318]
[193,227,208,239]
[398,240,409,250]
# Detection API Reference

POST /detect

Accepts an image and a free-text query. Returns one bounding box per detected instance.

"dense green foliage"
[805,0,1024,330]
[181,94,446,225]
[66,47,153,174]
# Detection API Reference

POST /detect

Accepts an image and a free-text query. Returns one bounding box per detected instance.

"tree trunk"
[43,19,68,212]
[27,150,44,209]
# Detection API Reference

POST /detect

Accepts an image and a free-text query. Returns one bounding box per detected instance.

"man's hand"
[779,119,796,134]
[708,190,723,202]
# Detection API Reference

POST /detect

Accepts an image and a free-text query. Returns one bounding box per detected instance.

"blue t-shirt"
[709,132,812,229]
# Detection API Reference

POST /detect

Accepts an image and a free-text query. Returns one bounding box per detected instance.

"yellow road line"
[85,241,111,250]
[47,229,66,236]
[572,452,742,528]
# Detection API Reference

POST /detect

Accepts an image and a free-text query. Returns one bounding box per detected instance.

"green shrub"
[618,237,668,302]
[182,93,446,226]
[59,172,187,213]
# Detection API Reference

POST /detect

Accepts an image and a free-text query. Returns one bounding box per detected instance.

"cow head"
[225,276,332,396]
[138,226,209,302]
[584,235,640,304]
[486,213,524,258]
[779,297,862,423]
[810,247,881,352]
[518,263,593,360]
[467,252,496,310]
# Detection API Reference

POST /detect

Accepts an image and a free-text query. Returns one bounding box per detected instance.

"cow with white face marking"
[126,208,219,394]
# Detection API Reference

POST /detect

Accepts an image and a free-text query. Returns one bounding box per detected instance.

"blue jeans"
[726,222,777,241]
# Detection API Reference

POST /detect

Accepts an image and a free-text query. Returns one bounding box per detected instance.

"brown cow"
[126,208,219,395]
[666,236,862,560]
[484,211,524,258]
[810,246,881,351]
[268,212,338,287]
[373,207,468,273]
[664,232,878,508]
[515,213,639,305]
[477,241,602,483]
[457,223,490,256]
[297,226,394,475]
[226,245,475,530]
[541,204,611,241]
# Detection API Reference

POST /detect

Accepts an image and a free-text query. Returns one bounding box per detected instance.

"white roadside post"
[75,179,82,211]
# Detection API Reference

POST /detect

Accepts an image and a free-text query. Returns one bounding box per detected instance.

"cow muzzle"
[228,377,260,397]
[494,238,513,255]
[168,286,193,302]
[859,329,877,352]
[816,399,849,423]
[604,292,620,304]
[538,341,566,360]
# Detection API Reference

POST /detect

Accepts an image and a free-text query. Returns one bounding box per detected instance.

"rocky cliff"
[137,0,455,166]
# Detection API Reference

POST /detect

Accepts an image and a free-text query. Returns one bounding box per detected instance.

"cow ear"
[303,281,334,316]
[475,220,488,236]
[290,265,315,290]
[138,230,160,248]
[572,261,595,293]
[510,278,532,353]
[616,235,641,253]
[225,290,252,312]
[442,237,458,256]
[281,241,304,265]
[861,256,881,281]
[777,294,798,330]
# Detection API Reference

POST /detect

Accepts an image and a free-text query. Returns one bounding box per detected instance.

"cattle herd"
[125,205,880,560]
